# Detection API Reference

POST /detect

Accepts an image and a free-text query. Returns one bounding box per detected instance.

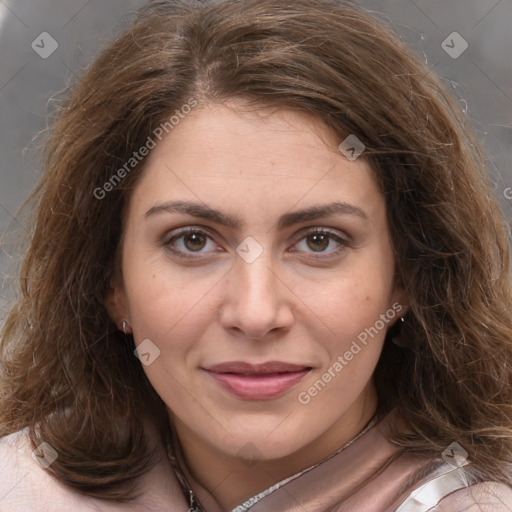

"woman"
[1,0,512,510]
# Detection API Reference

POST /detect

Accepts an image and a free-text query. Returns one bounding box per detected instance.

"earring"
[391,316,409,348]
[121,321,130,335]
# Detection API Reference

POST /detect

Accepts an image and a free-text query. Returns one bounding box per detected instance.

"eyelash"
[162,226,349,260]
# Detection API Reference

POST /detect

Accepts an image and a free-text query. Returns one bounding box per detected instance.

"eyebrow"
[144,200,368,230]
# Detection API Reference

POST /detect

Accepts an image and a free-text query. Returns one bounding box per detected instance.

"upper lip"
[204,361,311,374]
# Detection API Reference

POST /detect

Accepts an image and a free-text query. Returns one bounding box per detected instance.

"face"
[107,100,406,465]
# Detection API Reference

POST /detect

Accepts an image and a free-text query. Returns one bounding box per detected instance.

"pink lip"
[203,361,311,400]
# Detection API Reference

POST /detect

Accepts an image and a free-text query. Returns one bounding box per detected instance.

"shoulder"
[0,429,99,511]
[393,460,512,512]
[434,481,512,511]
[0,429,186,511]
[389,440,512,512]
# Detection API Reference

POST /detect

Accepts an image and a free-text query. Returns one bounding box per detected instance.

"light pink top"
[1,410,511,511]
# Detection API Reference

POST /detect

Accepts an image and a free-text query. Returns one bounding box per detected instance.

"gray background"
[1,0,511,321]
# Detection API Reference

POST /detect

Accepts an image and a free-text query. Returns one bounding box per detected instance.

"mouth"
[202,361,312,400]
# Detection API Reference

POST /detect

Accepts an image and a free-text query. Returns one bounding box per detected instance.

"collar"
[166,409,395,512]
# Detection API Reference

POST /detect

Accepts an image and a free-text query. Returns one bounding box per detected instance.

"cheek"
[298,263,394,344]
[298,280,392,412]
[123,267,208,397]
[123,248,215,333]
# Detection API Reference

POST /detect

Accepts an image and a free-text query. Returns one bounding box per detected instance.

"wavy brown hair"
[1,0,512,502]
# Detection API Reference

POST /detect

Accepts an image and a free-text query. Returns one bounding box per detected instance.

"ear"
[389,283,410,325]
[104,281,131,332]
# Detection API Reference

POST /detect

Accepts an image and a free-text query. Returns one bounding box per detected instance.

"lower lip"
[205,369,310,400]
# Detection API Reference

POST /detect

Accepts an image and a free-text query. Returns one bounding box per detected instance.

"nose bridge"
[234,242,278,301]
[221,237,292,338]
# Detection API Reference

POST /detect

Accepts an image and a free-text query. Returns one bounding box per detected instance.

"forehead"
[128,101,384,223]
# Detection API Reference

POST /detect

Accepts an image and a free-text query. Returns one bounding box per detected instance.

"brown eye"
[163,227,219,258]
[182,232,208,252]
[291,228,348,259]
[306,232,330,252]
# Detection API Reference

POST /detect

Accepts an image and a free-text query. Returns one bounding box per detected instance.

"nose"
[219,249,294,341]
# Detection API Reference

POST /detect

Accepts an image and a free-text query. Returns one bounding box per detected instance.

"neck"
[168,387,378,511]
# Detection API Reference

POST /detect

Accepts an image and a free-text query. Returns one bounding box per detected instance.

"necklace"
[166,440,204,512]
[166,411,379,512]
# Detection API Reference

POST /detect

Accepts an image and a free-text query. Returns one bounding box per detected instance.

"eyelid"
[162,224,350,260]
[161,226,221,251]
[292,225,350,242]
[289,227,350,259]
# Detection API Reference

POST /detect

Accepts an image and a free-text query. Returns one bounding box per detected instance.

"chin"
[231,441,298,464]
[219,429,308,461]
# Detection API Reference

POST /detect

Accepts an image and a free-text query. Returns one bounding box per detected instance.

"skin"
[106,100,408,510]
